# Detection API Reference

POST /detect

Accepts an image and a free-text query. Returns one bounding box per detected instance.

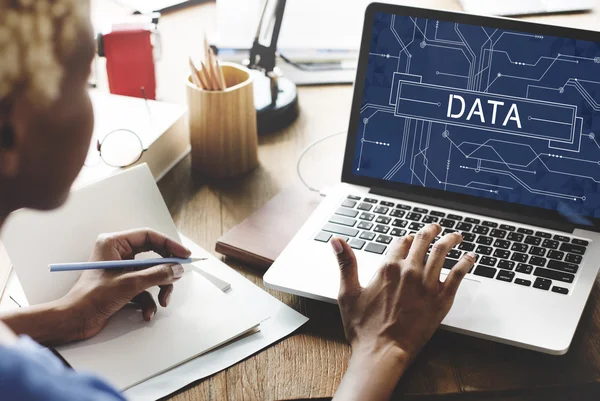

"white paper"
[124,234,309,401]
[58,269,261,390]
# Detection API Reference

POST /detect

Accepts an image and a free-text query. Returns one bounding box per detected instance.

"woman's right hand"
[331,223,476,401]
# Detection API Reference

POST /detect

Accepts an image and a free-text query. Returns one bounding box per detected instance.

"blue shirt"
[0,336,125,401]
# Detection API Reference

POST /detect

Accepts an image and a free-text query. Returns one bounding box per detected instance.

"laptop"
[459,0,595,17]
[264,2,600,355]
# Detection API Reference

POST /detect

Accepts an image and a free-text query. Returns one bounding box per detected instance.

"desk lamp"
[245,0,299,134]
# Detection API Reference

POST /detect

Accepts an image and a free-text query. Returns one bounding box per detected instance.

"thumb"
[330,238,361,300]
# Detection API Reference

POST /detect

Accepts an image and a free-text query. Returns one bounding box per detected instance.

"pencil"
[49,257,207,272]
[188,57,203,88]
[216,59,227,90]
[206,47,222,90]
[200,61,215,91]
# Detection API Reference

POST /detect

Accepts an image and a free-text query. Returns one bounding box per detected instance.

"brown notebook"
[216,187,322,270]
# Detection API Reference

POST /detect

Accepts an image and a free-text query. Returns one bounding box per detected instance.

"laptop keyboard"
[314,195,591,295]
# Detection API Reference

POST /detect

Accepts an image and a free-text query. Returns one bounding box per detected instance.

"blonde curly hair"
[0,0,90,107]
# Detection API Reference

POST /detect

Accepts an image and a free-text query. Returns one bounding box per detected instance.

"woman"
[0,1,475,400]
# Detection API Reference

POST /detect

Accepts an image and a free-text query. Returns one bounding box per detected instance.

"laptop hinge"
[370,187,576,233]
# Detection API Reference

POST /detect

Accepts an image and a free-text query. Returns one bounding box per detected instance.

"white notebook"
[1,164,266,390]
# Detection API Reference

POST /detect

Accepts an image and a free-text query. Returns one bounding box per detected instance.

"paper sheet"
[124,234,309,401]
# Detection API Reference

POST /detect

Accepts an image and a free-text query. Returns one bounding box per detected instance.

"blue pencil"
[49,257,207,272]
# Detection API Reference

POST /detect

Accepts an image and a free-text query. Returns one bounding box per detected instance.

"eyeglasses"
[90,129,145,168]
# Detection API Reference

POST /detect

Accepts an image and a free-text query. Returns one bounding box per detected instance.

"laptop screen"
[349,6,600,224]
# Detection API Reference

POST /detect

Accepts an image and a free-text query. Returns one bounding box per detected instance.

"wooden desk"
[90,1,600,400]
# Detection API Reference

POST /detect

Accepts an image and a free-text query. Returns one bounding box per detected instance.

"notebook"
[1,164,266,390]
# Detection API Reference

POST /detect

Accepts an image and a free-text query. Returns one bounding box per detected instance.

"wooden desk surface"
[91,1,600,400]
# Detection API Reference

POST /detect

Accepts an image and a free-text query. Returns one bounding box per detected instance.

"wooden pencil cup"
[186,62,259,178]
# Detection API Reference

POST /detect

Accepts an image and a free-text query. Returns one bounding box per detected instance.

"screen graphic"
[353,11,600,219]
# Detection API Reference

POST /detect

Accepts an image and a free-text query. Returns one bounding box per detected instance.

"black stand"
[246,0,299,134]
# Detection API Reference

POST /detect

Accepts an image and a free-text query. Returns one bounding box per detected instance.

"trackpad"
[441,276,481,326]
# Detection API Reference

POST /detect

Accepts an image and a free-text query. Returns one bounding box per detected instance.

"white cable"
[296,130,346,194]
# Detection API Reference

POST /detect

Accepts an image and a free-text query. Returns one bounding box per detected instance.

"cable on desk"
[297,130,346,194]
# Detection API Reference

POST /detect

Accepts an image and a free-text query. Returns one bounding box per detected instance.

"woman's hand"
[1,228,191,346]
[62,228,192,341]
[332,223,476,401]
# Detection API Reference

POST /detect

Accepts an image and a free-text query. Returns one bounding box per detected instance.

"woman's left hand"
[60,228,191,342]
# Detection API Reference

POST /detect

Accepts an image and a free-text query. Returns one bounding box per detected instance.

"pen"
[49,257,207,272]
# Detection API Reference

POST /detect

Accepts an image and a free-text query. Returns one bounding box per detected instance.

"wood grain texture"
[90,1,600,400]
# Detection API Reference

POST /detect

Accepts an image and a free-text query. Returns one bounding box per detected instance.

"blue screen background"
[353,11,600,219]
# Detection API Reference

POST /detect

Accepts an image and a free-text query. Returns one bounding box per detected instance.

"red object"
[102,29,157,100]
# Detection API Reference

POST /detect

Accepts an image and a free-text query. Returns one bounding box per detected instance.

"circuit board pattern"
[354,11,600,219]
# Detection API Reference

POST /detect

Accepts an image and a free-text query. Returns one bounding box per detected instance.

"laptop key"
[448,249,462,259]
[365,242,386,254]
[409,222,425,231]
[462,233,476,242]
[554,235,570,242]
[357,203,373,211]
[336,207,358,218]
[359,213,375,221]
[482,221,498,228]
[380,201,395,207]
[390,228,407,237]
[376,216,391,224]
[559,243,586,256]
[374,206,389,215]
[442,229,457,236]
[547,260,578,274]
[511,243,528,253]
[535,231,552,239]
[347,195,361,200]
[364,198,378,204]
[515,278,532,287]
[572,239,589,246]
[565,253,582,264]
[476,236,493,245]
[473,226,489,235]
[516,263,533,274]
[323,224,359,237]
[529,247,546,257]
[359,231,376,241]
[329,215,357,227]
[493,249,510,259]
[547,250,564,261]
[496,270,515,282]
[374,225,390,234]
[517,228,534,235]
[524,236,541,246]
[332,235,349,242]
[406,213,422,221]
[376,235,393,245]
[422,215,439,224]
[529,256,547,267]
[498,260,515,270]
[552,286,569,295]
[511,252,528,262]
[494,239,510,249]
[447,214,463,221]
[507,232,524,242]
[474,265,497,278]
[480,256,497,267]
[314,232,332,243]
[465,217,480,224]
[430,211,445,217]
[414,207,428,214]
[542,239,559,249]
[341,200,357,209]
[392,219,408,228]
[475,245,493,255]
[534,268,574,283]
[396,204,411,210]
[456,222,473,231]
[440,219,456,228]
[357,221,373,230]
[458,242,476,251]
[500,224,516,231]
[390,209,405,218]
[533,277,552,291]
[490,229,507,239]
[349,239,366,250]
